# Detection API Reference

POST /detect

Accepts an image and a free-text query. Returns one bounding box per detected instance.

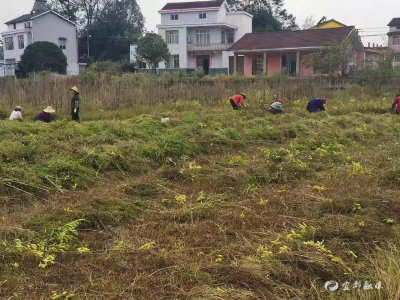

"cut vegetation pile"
[0,99,400,299]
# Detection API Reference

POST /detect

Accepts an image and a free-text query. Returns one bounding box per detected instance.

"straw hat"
[70,86,79,93]
[239,93,247,98]
[15,106,23,111]
[43,106,56,113]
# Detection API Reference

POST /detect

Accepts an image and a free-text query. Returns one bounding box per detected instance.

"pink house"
[228,27,365,77]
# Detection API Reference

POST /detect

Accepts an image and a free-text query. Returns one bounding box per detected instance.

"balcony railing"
[187,43,233,52]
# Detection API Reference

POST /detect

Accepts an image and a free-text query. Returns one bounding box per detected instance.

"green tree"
[227,0,298,31]
[136,33,170,74]
[86,0,144,61]
[302,16,316,30]
[48,0,145,62]
[302,39,357,77]
[46,0,79,22]
[18,41,67,76]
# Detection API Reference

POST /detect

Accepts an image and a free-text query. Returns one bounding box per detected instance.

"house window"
[169,55,180,69]
[18,35,24,49]
[59,38,67,50]
[199,13,207,19]
[170,14,178,21]
[227,32,234,44]
[13,23,16,30]
[221,31,226,44]
[138,61,147,69]
[397,26,400,30]
[166,30,179,44]
[393,36,400,46]
[252,56,264,75]
[395,53,400,62]
[4,37,14,51]
[196,30,210,45]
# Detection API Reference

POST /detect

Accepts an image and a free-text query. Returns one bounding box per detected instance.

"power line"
[359,34,388,37]
[358,27,388,30]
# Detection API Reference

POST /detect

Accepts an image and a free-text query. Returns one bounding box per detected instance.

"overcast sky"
[1,0,398,46]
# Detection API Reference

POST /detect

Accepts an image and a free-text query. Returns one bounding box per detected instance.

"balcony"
[187,43,233,52]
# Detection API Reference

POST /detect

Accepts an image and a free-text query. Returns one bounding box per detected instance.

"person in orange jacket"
[392,94,400,115]
[230,93,247,110]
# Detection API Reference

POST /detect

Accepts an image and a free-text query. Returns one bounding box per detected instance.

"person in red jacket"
[230,93,247,110]
[392,94,400,115]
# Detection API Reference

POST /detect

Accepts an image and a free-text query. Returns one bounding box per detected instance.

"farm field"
[0,99,400,299]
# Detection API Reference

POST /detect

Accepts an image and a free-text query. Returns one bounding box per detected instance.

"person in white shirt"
[9,106,23,121]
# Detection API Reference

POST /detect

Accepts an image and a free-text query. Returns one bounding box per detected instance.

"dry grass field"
[0,97,399,299]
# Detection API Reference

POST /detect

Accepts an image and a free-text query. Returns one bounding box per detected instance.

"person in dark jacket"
[36,106,55,123]
[70,86,80,121]
[307,98,327,113]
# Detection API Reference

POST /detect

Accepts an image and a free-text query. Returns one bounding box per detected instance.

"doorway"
[282,54,297,76]
[229,56,244,75]
[196,55,210,75]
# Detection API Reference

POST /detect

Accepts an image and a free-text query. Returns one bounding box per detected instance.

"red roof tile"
[229,27,356,52]
[161,1,224,11]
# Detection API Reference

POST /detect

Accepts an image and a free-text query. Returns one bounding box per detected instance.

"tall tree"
[47,0,145,61]
[227,0,298,31]
[85,0,145,61]
[46,0,79,22]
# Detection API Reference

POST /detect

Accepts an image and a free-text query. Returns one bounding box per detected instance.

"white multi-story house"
[0,0,79,77]
[388,18,400,68]
[156,0,252,75]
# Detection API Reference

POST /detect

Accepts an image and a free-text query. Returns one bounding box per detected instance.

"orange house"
[229,27,365,77]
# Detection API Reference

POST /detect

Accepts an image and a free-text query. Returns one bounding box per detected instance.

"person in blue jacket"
[307,98,327,113]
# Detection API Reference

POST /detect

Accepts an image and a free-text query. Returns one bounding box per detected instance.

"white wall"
[211,52,223,68]
[130,44,137,63]
[2,31,27,61]
[226,13,253,42]
[216,4,228,23]
[158,27,188,69]
[161,10,220,26]
[187,27,232,44]
[32,13,78,75]
[7,22,25,31]
[389,26,400,32]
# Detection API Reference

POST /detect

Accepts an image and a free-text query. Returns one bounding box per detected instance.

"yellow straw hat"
[70,86,79,93]
[43,106,56,113]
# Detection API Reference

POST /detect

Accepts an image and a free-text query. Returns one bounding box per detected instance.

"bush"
[18,41,67,76]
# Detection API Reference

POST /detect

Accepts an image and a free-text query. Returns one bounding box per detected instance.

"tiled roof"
[229,27,355,51]
[388,18,400,26]
[5,11,48,25]
[161,1,224,11]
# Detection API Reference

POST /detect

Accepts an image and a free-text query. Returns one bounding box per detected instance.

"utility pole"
[87,26,90,58]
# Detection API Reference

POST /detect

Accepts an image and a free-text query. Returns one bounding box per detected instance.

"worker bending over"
[9,106,23,121]
[230,93,247,110]
[392,94,400,115]
[269,99,283,114]
[307,98,327,113]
